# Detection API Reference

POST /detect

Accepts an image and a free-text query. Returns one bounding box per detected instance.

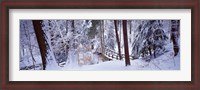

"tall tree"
[114,20,122,60]
[32,20,47,70]
[129,20,132,34]
[170,20,179,56]
[23,21,36,70]
[72,20,75,33]
[100,20,104,54]
[87,20,100,39]
[122,20,131,66]
[102,20,105,56]
[131,20,168,59]
[66,20,68,33]
[104,20,116,50]
[42,20,57,66]
[71,20,77,49]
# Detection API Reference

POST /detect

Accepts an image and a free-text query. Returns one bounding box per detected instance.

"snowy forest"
[20,20,180,70]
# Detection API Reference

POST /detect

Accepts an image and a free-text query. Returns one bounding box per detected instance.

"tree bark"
[22,45,25,56]
[122,20,131,66]
[170,20,179,56]
[43,21,57,65]
[66,20,68,33]
[65,20,69,60]
[32,20,47,70]
[102,20,105,55]
[100,20,103,54]
[72,20,75,33]
[119,21,121,45]
[119,21,122,52]
[71,20,76,49]
[129,20,132,34]
[23,22,36,70]
[55,20,66,44]
[114,20,122,60]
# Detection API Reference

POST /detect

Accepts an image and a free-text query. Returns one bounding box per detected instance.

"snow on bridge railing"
[104,48,135,60]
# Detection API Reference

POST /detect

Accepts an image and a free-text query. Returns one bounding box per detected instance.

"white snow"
[46,50,179,71]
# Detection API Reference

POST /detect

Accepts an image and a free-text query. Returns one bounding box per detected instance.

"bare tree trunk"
[72,20,75,33]
[100,20,105,55]
[102,20,105,55]
[32,20,47,70]
[27,27,36,70]
[122,20,131,66]
[66,20,68,33]
[28,47,36,70]
[170,20,179,56]
[114,20,122,60]
[55,20,66,44]
[65,20,69,61]
[70,20,78,64]
[119,21,123,51]
[43,21,57,65]
[44,20,59,65]
[22,45,25,56]
[129,20,132,34]
[20,45,25,57]
[23,22,36,70]
[100,20,103,53]
[129,21,132,44]
[71,20,76,49]
[55,20,68,63]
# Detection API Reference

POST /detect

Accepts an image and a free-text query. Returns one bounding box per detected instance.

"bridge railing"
[103,48,135,60]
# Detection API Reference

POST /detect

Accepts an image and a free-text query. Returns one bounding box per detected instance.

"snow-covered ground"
[46,50,179,70]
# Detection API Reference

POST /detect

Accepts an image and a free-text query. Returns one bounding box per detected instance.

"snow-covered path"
[50,51,180,71]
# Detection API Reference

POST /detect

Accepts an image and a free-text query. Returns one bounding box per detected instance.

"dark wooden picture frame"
[0,0,199,90]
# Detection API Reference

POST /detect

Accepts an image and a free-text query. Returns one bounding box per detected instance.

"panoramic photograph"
[20,20,180,70]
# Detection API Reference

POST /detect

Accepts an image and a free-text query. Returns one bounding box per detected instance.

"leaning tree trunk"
[122,20,131,66]
[114,20,122,60]
[32,20,47,70]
